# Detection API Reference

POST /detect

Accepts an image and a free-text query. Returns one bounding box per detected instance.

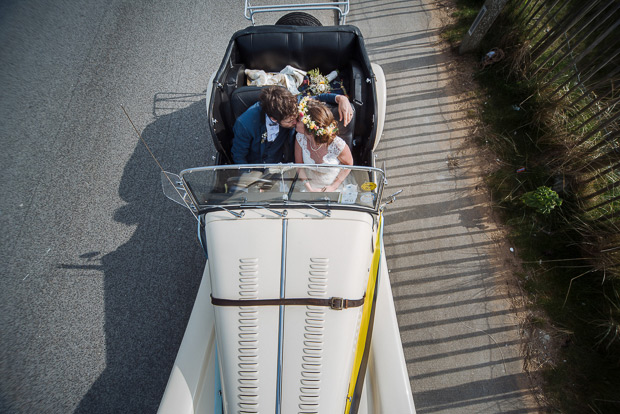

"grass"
[442,1,620,412]
[440,0,483,45]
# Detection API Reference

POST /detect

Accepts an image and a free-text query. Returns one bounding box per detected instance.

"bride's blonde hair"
[299,98,338,144]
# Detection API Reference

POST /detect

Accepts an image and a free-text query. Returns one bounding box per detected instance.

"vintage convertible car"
[157,6,415,414]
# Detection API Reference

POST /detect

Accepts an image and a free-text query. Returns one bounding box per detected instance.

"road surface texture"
[0,0,538,412]
[348,2,539,413]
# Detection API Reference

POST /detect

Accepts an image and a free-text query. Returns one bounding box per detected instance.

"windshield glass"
[179,164,385,212]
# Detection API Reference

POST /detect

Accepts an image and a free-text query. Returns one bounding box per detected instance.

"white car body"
[156,7,413,412]
[157,166,414,413]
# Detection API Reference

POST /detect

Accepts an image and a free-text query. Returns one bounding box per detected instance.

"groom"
[231,86,353,164]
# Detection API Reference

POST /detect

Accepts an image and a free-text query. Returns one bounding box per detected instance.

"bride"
[294,97,354,192]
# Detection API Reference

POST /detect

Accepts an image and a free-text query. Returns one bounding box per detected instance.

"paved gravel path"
[349,2,538,413]
[0,1,537,412]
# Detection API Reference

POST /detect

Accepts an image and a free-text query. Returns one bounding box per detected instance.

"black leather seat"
[230,86,263,120]
[210,25,372,164]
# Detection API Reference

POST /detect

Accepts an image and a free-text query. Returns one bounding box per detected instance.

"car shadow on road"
[74,96,213,413]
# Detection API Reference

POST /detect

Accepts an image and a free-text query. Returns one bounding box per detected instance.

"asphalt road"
[1,1,537,413]
[0,1,245,412]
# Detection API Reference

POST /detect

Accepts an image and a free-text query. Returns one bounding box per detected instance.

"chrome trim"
[178,164,386,214]
[202,203,372,216]
[298,202,330,217]
[252,205,287,217]
[180,163,383,174]
[244,0,350,25]
[275,219,288,414]
[217,205,245,218]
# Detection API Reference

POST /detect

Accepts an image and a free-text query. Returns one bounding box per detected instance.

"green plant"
[521,186,563,214]
[440,0,485,46]
[447,1,620,411]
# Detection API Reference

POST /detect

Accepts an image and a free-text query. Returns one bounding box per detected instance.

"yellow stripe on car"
[344,214,383,413]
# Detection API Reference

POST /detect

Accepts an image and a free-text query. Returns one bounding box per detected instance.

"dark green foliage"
[440,0,487,46]
[448,0,620,412]
[521,186,563,214]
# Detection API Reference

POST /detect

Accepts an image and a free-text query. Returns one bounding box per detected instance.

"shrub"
[521,186,563,214]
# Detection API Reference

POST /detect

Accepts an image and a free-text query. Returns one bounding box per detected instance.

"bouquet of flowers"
[299,68,347,97]
[307,68,333,94]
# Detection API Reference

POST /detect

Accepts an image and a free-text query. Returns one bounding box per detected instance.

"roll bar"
[244,0,350,25]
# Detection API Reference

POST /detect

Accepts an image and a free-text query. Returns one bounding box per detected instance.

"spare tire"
[275,12,322,26]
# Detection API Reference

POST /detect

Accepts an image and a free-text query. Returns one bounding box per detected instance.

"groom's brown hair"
[259,86,298,122]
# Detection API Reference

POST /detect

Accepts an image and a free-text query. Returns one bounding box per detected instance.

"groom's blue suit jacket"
[231,93,340,164]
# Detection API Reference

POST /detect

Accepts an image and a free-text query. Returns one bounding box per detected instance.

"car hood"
[204,208,376,413]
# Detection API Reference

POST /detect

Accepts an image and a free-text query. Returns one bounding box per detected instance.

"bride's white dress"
[296,133,347,189]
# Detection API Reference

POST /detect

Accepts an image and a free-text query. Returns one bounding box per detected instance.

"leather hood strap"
[211,295,365,310]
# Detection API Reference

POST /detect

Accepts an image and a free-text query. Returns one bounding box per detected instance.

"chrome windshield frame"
[178,164,386,215]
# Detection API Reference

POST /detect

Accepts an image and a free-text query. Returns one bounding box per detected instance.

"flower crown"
[298,96,338,138]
